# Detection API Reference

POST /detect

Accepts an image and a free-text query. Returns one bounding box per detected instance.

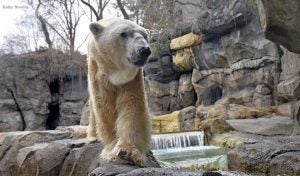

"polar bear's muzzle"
[129,42,151,67]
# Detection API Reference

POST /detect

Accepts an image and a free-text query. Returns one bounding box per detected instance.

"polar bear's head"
[89,18,151,69]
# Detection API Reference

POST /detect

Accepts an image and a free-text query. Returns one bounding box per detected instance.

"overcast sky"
[0,0,120,54]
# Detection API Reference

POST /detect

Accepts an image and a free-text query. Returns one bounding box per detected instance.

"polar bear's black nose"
[137,47,151,58]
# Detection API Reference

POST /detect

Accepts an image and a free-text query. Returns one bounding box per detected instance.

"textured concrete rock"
[277,48,300,101]
[292,100,300,135]
[172,48,195,72]
[268,152,300,176]
[145,73,196,115]
[226,116,293,136]
[258,0,300,53]
[228,136,300,175]
[89,151,160,176]
[0,131,71,175]
[145,78,180,115]
[59,142,102,176]
[60,101,85,126]
[0,112,23,132]
[17,139,85,176]
[0,50,88,132]
[144,55,181,83]
[179,106,196,131]
[146,0,285,114]
[178,73,196,108]
[152,111,180,133]
[90,167,229,176]
[192,60,277,107]
[56,125,87,139]
[196,103,274,120]
[197,85,223,106]
[0,130,161,176]
[80,101,89,126]
[170,33,203,50]
[202,118,233,142]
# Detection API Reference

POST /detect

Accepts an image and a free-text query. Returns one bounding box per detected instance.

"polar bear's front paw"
[111,143,146,167]
[86,136,98,144]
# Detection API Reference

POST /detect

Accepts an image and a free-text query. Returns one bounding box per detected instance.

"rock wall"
[0,50,88,132]
[145,0,281,115]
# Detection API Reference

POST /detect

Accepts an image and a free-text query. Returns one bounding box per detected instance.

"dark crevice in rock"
[46,77,60,130]
[58,150,71,175]
[4,85,26,131]
[270,150,300,159]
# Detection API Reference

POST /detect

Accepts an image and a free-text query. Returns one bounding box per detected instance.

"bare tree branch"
[116,0,129,19]
[80,0,100,20]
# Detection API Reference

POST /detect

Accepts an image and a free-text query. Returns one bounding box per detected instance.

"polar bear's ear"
[89,22,103,36]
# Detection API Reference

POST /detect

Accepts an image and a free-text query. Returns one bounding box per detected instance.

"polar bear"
[86,18,151,166]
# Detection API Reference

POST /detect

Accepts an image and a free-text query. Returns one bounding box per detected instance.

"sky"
[0,0,29,37]
[0,0,121,54]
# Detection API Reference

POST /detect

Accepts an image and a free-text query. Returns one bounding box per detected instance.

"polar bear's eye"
[120,32,128,38]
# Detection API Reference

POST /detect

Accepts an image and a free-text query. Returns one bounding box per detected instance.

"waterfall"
[151,131,204,150]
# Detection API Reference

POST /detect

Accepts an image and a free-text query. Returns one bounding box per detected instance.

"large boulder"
[0,131,72,174]
[228,136,300,175]
[226,116,293,136]
[179,106,196,131]
[90,167,225,176]
[257,0,300,54]
[0,130,160,176]
[277,48,300,101]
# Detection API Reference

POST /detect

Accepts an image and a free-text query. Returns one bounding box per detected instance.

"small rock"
[179,106,196,131]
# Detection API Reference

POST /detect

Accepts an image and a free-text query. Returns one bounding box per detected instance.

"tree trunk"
[116,0,129,19]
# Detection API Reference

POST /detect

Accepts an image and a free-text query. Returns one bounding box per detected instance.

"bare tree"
[25,0,83,54]
[137,0,175,32]
[1,34,31,54]
[116,0,129,19]
[17,14,42,51]
[80,0,110,21]
[27,0,53,48]
[0,13,43,55]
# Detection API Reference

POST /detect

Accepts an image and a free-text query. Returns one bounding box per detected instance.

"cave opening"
[46,77,60,130]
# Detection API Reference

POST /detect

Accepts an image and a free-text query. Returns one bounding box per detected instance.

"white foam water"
[151,131,204,150]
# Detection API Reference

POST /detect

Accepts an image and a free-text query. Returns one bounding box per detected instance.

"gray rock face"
[0,54,51,132]
[80,101,90,126]
[292,100,300,135]
[197,85,223,106]
[0,50,88,132]
[0,130,160,176]
[226,116,293,136]
[190,0,279,107]
[146,0,283,115]
[145,73,196,115]
[0,130,72,175]
[144,55,181,83]
[179,106,196,131]
[228,136,300,176]
[258,0,300,54]
[90,167,227,176]
[277,48,300,101]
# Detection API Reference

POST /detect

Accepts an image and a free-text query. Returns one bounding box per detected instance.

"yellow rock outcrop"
[152,111,180,133]
[170,33,203,50]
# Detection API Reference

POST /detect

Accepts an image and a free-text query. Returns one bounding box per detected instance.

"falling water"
[151,131,204,150]
[151,131,228,171]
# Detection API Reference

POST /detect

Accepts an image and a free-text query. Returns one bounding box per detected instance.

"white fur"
[109,66,139,86]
